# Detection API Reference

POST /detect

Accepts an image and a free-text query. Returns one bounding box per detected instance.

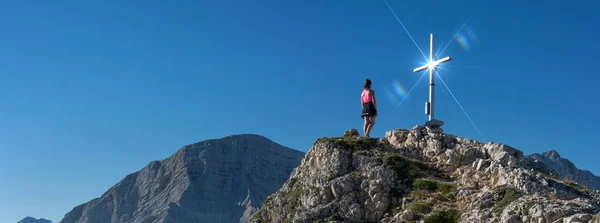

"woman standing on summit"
[361,79,377,138]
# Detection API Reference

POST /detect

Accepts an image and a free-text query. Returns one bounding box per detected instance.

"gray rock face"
[59,134,304,223]
[251,126,600,223]
[18,217,52,223]
[529,149,600,190]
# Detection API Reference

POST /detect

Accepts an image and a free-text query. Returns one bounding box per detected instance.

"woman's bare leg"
[366,115,376,137]
[363,117,371,137]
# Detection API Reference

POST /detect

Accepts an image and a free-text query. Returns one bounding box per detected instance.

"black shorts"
[361,102,378,118]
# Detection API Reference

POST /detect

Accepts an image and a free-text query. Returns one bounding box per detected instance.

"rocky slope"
[17,217,52,223]
[528,150,600,191]
[251,126,600,223]
[59,134,304,223]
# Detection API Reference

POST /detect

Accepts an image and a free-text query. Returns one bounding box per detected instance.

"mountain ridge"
[17,217,52,223]
[527,149,600,190]
[59,133,304,223]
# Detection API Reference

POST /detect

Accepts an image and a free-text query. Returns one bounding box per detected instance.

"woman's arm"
[371,90,377,109]
[361,91,364,108]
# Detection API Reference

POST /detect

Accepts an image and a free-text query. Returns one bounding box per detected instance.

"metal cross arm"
[413,56,452,72]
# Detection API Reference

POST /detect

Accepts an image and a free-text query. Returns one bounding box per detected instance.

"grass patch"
[424,209,461,223]
[412,178,456,200]
[327,173,335,181]
[328,213,342,221]
[319,136,379,152]
[283,186,304,219]
[525,200,543,210]
[413,178,438,191]
[383,154,421,181]
[382,154,445,182]
[536,170,562,182]
[437,183,454,195]
[537,170,584,193]
[407,201,433,213]
[338,137,378,150]
[564,180,586,191]
[409,190,426,200]
[317,137,330,143]
[288,178,297,187]
[546,177,588,199]
[592,214,597,222]
[389,206,403,217]
[493,186,521,215]
[264,194,274,203]
[251,209,264,222]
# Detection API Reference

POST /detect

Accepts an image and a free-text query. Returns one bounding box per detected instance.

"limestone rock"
[252,126,600,223]
[384,129,409,148]
[563,213,593,223]
[484,142,523,168]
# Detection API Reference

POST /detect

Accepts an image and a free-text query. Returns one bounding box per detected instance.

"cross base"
[425,119,444,128]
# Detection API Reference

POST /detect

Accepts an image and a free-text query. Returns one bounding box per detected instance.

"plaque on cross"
[413,33,452,128]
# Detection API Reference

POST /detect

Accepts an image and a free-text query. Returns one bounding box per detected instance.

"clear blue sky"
[1,0,598,222]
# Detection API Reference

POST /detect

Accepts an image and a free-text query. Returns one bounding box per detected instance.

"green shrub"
[407,201,433,213]
[493,186,521,215]
[383,154,449,183]
[319,136,378,152]
[409,190,426,200]
[413,178,438,191]
[328,213,342,221]
[339,137,378,150]
[284,186,303,218]
[411,178,455,199]
[424,209,461,223]
[251,209,263,222]
[437,183,454,195]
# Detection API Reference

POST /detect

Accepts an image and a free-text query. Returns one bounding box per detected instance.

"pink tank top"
[362,89,372,103]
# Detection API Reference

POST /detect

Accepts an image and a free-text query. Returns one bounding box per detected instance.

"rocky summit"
[59,134,304,223]
[528,150,600,191]
[251,126,600,223]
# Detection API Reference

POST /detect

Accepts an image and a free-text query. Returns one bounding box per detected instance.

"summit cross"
[413,33,452,128]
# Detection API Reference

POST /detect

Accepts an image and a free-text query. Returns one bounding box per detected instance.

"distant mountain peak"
[59,134,304,223]
[528,148,600,190]
[542,149,561,159]
[18,217,52,223]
